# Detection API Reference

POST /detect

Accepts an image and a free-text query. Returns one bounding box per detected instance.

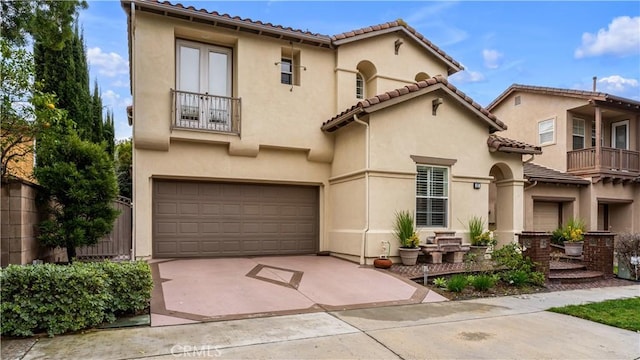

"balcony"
[567,147,640,177]
[172,89,241,134]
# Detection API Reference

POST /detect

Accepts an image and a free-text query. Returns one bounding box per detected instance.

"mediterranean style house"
[121,0,539,264]
[487,84,640,233]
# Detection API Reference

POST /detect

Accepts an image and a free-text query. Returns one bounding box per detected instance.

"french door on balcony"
[176,40,232,131]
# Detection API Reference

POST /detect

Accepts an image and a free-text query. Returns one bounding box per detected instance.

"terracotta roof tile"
[524,163,590,185]
[487,84,640,111]
[330,20,463,73]
[322,75,506,132]
[487,135,541,155]
[130,0,332,42]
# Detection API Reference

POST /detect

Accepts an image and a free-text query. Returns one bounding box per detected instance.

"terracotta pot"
[374,258,393,269]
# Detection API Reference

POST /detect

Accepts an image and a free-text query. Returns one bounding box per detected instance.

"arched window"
[356,73,365,99]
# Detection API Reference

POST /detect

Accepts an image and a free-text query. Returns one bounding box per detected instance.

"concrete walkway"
[3,285,638,359]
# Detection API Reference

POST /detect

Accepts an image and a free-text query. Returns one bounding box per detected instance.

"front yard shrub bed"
[0,261,153,337]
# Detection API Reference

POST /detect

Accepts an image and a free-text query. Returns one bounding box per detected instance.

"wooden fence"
[77,197,132,260]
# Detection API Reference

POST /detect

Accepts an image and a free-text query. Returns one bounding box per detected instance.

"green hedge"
[0,261,153,337]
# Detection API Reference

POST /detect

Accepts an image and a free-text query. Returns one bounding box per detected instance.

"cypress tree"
[103,110,115,157]
[91,80,104,144]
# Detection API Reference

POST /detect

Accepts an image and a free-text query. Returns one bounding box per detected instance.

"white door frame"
[611,120,629,149]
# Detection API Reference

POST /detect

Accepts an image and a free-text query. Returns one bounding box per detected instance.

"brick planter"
[517,231,551,278]
[583,232,615,279]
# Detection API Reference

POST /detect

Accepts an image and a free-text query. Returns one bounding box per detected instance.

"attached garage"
[153,180,319,258]
[532,201,561,231]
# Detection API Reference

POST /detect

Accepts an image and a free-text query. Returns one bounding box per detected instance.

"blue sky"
[79,1,640,140]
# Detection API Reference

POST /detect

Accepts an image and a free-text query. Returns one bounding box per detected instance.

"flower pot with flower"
[394,210,420,266]
[552,218,585,257]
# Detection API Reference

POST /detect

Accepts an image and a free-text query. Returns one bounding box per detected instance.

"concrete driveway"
[149,255,447,326]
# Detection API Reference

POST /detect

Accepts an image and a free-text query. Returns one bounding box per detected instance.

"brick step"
[549,260,586,271]
[549,270,605,284]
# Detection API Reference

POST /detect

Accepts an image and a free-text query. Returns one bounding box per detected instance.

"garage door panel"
[533,201,561,231]
[153,180,319,257]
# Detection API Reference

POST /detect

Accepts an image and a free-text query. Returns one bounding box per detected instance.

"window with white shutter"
[416,166,449,227]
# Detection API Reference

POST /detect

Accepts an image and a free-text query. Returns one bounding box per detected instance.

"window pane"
[573,119,585,136]
[539,119,553,133]
[614,124,627,149]
[281,59,292,73]
[573,136,584,150]
[356,73,364,99]
[415,166,448,227]
[208,51,229,97]
[179,46,200,92]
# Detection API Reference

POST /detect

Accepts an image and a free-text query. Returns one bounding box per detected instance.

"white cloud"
[111,79,130,88]
[87,47,129,77]
[449,70,485,83]
[482,49,503,69]
[598,75,639,93]
[574,16,640,58]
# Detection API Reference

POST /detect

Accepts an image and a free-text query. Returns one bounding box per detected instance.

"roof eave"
[125,0,332,48]
[333,27,463,74]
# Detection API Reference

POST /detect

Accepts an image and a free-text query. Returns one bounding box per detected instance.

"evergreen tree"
[103,110,115,157]
[91,80,104,144]
[35,132,119,262]
[34,24,92,141]
[115,138,132,199]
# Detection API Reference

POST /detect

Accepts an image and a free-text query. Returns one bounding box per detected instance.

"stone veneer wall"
[1,179,65,266]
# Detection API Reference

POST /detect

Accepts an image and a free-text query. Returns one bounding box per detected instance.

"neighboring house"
[121,0,539,264]
[488,84,640,233]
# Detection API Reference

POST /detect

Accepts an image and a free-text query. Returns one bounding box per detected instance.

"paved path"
[3,285,639,359]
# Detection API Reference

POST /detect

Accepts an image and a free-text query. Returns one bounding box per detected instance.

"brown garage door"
[533,201,561,231]
[153,180,319,258]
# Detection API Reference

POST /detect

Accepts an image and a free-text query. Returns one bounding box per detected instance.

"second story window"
[538,118,555,145]
[280,58,293,85]
[356,73,364,99]
[572,118,585,150]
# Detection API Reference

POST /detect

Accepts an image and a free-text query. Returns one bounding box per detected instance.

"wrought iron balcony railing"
[172,89,240,134]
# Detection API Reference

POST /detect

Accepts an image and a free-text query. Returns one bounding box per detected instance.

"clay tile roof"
[487,135,542,155]
[125,0,332,45]
[330,20,463,74]
[322,75,506,132]
[487,84,640,112]
[524,163,591,185]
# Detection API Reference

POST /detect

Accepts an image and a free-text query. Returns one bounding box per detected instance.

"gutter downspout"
[523,180,538,191]
[130,1,137,259]
[353,114,370,265]
[524,154,535,163]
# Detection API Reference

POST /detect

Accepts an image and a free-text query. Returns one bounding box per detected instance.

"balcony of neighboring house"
[566,107,639,182]
[172,89,241,134]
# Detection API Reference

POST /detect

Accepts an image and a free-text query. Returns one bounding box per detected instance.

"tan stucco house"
[487,84,640,233]
[122,0,539,264]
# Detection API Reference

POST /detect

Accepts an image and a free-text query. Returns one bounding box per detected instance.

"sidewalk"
[2,285,639,359]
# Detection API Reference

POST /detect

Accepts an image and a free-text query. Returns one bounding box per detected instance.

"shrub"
[466,216,484,245]
[447,274,468,292]
[88,261,154,321]
[615,233,640,279]
[0,261,153,337]
[471,274,496,291]
[492,243,545,287]
[432,277,447,288]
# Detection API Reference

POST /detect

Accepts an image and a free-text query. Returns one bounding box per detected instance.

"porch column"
[494,179,525,246]
[594,105,602,170]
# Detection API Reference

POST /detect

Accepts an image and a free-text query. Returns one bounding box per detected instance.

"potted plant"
[554,218,585,256]
[466,216,497,260]
[394,210,420,266]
